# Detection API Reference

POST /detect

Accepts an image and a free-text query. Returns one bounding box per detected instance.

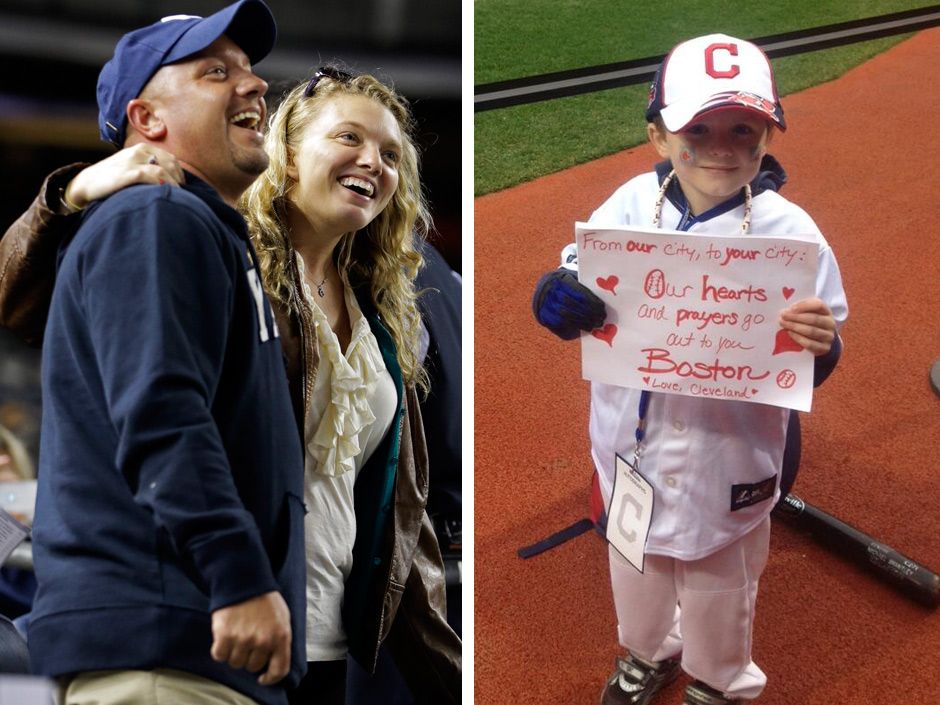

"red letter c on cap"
[705,43,740,78]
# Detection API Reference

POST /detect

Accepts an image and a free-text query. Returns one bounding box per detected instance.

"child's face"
[648,108,773,216]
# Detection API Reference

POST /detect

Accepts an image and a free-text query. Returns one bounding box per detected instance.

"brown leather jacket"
[0,165,461,703]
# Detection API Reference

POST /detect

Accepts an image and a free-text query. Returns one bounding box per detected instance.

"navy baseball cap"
[97,0,276,146]
[645,33,785,132]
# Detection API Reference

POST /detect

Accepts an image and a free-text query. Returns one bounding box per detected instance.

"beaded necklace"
[652,168,753,234]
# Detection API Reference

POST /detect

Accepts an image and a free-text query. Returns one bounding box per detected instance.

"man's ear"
[647,121,670,159]
[126,98,167,140]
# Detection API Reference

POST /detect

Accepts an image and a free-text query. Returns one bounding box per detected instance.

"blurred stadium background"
[0,0,460,466]
[0,0,461,264]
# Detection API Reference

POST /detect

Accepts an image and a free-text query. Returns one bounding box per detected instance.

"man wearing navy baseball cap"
[27,3,307,704]
[93,0,276,205]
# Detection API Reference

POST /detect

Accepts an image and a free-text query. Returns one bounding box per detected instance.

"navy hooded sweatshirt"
[29,175,306,705]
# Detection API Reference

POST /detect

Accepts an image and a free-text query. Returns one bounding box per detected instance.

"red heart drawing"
[772,328,803,355]
[592,323,617,347]
[782,287,795,300]
[642,376,650,385]
[596,275,619,295]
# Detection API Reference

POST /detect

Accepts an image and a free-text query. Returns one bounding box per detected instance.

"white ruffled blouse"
[296,254,395,478]
[295,253,397,661]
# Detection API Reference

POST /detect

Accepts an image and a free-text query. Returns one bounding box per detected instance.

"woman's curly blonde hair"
[241,70,430,392]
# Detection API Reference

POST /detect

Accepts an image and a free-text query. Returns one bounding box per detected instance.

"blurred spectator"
[0,424,34,483]
[0,424,36,620]
[416,242,462,634]
[0,324,43,464]
[347,240,462,703]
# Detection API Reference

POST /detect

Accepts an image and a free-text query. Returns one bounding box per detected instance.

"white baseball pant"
[608,517,770,700]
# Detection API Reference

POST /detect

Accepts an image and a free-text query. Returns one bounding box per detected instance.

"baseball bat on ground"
[774,493,940,607]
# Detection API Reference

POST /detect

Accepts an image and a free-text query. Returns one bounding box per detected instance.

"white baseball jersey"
[564,166,848,561]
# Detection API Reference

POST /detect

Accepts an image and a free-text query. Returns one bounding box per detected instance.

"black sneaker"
[600,654,681,705]
[683,680,746,705]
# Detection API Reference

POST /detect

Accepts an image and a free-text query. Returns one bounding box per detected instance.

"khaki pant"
[608,517,771,700]
[61,669,258,705]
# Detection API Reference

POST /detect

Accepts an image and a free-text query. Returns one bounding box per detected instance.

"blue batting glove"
[532,268,606,340]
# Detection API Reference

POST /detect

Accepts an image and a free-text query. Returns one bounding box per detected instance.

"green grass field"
[474,1,934,195]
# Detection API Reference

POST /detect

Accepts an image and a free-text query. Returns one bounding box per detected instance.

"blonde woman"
[0,67,460,705]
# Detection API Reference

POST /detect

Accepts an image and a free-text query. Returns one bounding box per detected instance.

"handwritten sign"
[577,223,819,411]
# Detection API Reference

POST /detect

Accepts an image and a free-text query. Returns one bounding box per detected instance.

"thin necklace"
[314,272,327,297]
[311,260,332,299]
[653,169,752,234]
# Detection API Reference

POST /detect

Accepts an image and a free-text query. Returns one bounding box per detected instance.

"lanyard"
[632,390,651,466]
[635,172,752,467]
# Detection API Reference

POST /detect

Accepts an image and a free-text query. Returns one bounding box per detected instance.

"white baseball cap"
[645,33,786,132]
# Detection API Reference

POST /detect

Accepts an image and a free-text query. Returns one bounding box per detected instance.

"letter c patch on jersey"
[705,43,740,79]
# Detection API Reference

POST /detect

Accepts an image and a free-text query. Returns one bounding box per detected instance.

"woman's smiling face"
[286,93,402,238]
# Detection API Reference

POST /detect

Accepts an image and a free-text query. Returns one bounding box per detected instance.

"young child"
[532,34,847,704]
